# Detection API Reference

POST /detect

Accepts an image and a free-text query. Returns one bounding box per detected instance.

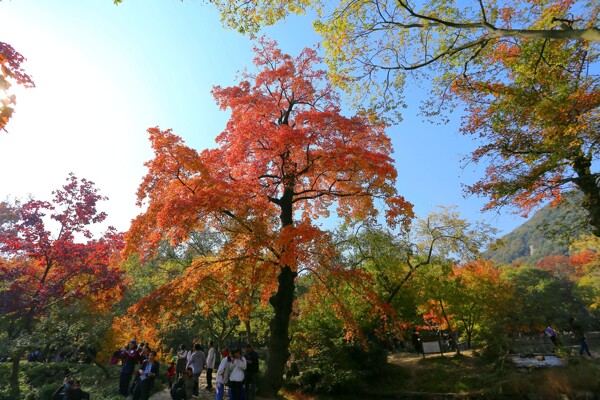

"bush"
[0,361,160,400]
[291,340,387,395]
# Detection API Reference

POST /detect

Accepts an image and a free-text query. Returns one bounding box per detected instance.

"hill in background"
[485,191,591,265]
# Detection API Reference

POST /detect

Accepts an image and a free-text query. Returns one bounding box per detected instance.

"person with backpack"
[170,367,195,400]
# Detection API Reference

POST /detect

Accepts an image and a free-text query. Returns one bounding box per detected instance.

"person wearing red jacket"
[119,340,140,396]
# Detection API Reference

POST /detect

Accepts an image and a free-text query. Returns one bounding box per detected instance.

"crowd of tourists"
[113,339,259,400]
[169,342,259,400]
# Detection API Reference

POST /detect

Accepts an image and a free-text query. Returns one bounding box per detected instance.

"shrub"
[291,339,387,394]
[0,361,157,400]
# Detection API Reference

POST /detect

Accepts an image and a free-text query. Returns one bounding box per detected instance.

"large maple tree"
[0,174,124,398]
[126,38,412,395]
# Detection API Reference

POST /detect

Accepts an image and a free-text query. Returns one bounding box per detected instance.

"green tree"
[448,260,514,349]
[338,206,496,307]
[197,1,598,118]
[501,266,583,331]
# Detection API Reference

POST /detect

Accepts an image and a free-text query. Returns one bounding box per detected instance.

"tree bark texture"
[262,265,297,396]
[262,187,297,396]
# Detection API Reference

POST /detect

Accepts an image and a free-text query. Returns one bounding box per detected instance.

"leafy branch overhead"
[206,1,599,119]
[0,42,34,131]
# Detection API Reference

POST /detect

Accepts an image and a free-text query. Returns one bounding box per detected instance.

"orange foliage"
[453,22,600,225]
[536,254,575,276]
[123,37,413,352]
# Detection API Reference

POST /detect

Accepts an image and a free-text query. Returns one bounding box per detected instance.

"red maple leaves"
[0,174,124,325]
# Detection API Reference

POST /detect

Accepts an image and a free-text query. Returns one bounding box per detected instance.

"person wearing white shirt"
[175,344,189,380]
[215,349,231,400]
[228,348,246,400]
[205,341,216,391]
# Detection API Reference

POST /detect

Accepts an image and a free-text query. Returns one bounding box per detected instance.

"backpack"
[170,379,186,400]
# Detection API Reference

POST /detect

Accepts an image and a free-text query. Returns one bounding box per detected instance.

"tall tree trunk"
[263,265,297,396]
[262,186,297,396]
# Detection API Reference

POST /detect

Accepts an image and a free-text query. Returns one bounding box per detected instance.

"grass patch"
[359,352,600,398]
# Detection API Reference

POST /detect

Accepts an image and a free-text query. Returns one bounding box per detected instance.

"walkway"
[150,371,215,400]
[149,386,215,400]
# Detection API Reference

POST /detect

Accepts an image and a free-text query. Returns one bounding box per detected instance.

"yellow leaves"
[569,234,600,274]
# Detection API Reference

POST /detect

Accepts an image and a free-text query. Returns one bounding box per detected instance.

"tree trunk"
[581,185,600,238]
[244,320,253,345]
[572,156,600,237]
[10,354,20,399]
[439,298,461,355]
[262,265,297,396]
[262,186,297,396]
[82,348,111,380]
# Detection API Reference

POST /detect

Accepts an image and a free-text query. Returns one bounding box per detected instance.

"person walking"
[569,317,592,357]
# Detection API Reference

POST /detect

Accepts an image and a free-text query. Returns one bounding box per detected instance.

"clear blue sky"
[0,0,526,237]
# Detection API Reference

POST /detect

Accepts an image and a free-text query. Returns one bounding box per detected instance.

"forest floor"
[150,348,600,400]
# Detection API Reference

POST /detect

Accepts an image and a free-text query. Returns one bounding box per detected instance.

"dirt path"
[149,387,215,400]
[150,371,215,400]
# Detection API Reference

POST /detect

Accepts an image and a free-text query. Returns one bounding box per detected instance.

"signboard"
[422,340,441,354]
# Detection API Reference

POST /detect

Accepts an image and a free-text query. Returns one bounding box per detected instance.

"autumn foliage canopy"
[126,37,413,270]
[125,37,413,393]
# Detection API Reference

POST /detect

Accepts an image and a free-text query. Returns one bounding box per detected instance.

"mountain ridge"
[485,191,591,265]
